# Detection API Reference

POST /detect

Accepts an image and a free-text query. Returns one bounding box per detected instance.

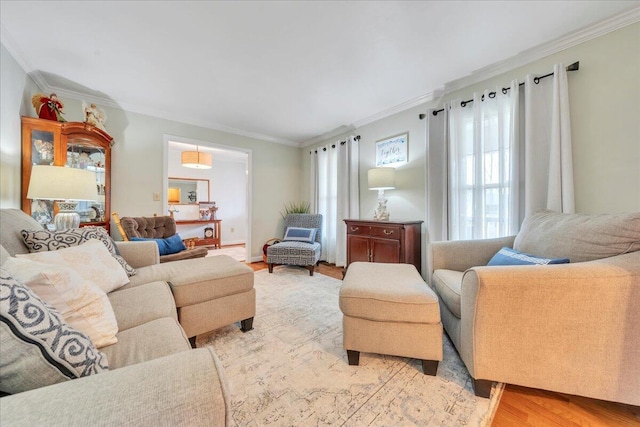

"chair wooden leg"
[421,360,439,376]
[268,263,274,273]
[188,336,197,349]
[473,379,493,398]
[240,317,254,332]
[307,265,314,276]
[347,350,360,365]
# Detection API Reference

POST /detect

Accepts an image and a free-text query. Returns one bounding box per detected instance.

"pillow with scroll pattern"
[21,226,136,276]
[0,269,109,394]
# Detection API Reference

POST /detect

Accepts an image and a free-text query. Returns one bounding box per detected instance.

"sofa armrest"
[459,252,640,405]
[428,235,515,281]
[115,240,160,268]
[0,347,230,426]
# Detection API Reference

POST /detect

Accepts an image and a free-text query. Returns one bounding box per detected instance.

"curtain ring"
[489,92,496,99]
[461,100,468,107]
[481,94,485,101]
[331,144,335,148]
[323,147,327,151]
[534,76,540,84]
[502,87,508,94]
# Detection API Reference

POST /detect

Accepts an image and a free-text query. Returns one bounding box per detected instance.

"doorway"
[163,135,252,263]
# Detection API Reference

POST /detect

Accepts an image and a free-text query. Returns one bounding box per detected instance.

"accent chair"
[267,213,323,276]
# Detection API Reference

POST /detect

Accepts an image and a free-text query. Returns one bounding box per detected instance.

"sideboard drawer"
[346,224,368,235]
[369,225,402,240]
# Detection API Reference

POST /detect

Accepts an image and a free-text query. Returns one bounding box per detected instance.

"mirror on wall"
[168,177,210,204]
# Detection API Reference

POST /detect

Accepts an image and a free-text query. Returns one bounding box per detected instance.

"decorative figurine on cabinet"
[31,93,67,122]
[82,101,108,132]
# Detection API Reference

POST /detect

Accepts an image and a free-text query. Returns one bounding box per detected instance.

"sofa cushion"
[432,269,464,319]
[108,281,177,331]
[0,269,108,394]
[3,257,119,348]
[21,227,136,276]
[130,234,187,256]
[514,210,640,263]
[488,247,570,266]
[16,239,129,293]
[0,209,42,257]
[124,255,254,308]
[100,317,189,369]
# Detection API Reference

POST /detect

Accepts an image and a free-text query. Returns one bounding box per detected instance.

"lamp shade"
[181,150,212,169]
[368,167,396,190]
[168,187,181,204]
[27,165,98,201]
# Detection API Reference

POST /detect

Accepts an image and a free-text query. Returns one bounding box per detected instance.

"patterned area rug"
[207,245,245,261]
[198,267,503,426]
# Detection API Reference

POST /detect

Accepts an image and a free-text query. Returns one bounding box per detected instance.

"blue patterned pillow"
[130,234,187,255]
[283,227,318,243]
[488,247,570,266]
[21,227,136,276]
[0,268,109,394]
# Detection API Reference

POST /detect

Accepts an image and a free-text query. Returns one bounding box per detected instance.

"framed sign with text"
[375,133,408,167]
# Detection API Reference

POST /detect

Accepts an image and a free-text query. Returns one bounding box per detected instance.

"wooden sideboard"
[175,219,221,248]
[344,219,423,273]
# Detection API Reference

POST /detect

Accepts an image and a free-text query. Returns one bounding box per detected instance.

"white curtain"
[310,136,359,266]
[524,64,575,214]
[448,81,520,240]
[426,63,574,242]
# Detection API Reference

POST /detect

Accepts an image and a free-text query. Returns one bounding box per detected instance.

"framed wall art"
[375,133,408,167]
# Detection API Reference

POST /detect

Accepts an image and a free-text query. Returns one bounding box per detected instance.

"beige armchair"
[427,210,640,406]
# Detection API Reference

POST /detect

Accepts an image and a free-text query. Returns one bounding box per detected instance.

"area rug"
[198,267,504,426]
[207,245,245,261]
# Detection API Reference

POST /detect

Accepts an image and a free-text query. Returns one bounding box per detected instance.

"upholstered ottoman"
[339,262,443,375]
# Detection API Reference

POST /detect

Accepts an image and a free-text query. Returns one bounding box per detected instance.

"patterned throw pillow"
[487,247,570,266]
[0,269,108,394]
[283,227,318,243]
[16,239,129,293]
[3,257,119,348]
[21,227,136,276]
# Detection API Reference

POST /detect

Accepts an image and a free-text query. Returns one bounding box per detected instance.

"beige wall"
[0,44,41,209]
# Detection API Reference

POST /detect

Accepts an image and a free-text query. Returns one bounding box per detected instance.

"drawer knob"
[350,226,359,232]
[383,229,394,235]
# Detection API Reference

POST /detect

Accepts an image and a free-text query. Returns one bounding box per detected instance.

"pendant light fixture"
[181,146,212,169]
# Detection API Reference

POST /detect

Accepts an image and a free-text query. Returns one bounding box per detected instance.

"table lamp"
[27,165,98,230]
[368,167,396,221]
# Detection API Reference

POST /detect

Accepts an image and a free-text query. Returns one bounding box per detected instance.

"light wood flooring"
[248,260,640,427]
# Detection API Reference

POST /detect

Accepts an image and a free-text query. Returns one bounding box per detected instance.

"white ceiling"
[1,1,638,146]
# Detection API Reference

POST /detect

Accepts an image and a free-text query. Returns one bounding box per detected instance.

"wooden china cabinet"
[21,116,113,232]
[344,219,423,273]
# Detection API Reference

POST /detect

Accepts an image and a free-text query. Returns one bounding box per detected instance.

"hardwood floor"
[247,260,640,426]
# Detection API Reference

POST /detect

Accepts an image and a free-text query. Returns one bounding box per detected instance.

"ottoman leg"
[347,350,360,366]
[188,336,197,349]
[421,360,439,376]
[240,317,254,332]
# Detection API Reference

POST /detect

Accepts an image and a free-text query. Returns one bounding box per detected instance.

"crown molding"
[439,5,640,96]
[328,5,640,137]
[37,78,300,147]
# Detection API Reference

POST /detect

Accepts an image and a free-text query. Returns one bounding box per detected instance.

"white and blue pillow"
[488,247,570,266]
[283,227,318,244]
[0,269,108,394]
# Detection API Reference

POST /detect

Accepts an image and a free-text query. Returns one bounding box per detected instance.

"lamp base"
[54,201,80,231]
[373,190,390,221]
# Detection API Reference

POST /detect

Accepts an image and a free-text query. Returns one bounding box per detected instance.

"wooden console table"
[175,219,222,248]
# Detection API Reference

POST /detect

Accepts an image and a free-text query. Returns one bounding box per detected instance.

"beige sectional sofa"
[0,208,254,425]
[428,210,640,406]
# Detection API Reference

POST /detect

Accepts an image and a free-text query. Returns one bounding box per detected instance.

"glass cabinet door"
[66,139,107,224]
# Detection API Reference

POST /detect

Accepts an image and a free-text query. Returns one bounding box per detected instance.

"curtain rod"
[309,135,360,154]
[420,61,579,119]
